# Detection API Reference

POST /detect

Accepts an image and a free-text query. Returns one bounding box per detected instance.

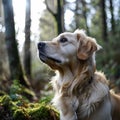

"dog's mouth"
[39,52,62,64]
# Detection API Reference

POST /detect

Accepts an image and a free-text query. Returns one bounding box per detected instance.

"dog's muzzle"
[38,42,62,64]
[38,42,47,63]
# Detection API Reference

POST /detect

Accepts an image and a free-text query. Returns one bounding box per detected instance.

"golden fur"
[38,29,120,120]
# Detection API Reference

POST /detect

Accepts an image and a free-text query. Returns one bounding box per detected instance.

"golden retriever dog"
[38,29,120,120]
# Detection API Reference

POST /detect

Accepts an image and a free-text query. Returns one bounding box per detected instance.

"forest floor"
[0,80,59,120]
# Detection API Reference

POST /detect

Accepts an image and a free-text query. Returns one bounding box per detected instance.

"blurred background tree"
[24,0,31,79]
[2,0,30,88]
[45,0,65,34]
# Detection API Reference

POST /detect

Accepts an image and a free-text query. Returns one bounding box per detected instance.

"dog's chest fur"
[51,72,110,120]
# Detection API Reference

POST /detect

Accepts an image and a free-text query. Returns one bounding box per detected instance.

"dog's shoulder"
[78,71,110,118]
[91,71,109,99]
[94,71,109,85]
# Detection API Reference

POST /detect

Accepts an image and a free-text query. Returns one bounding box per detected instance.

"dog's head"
[38,29,101,70]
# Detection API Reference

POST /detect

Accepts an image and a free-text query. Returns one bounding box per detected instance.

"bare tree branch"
[45,0,57,17]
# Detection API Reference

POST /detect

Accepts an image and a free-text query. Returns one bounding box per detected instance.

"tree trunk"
[109,0,115,34]
[62,0,65,32]
[81,0,90,35]
[45,0,63,34]
[2,0,30,87]
[101,0,107,41]
[24,0,31,79]
[75,0,80,29]
[55,0,62,34]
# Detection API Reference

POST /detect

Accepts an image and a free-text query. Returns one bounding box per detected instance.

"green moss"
[0,94,59,120]
[29,105,50,120]
[0,95,13,120]
[27,103,59,120]
[10,80,36,101]
[0,90,6,96]
[0,94,12,106]
[40,95,53,104]
[0,80,59,120]
[13,108,30,120]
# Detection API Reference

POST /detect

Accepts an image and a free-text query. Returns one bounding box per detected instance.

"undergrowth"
[0,80,59,120]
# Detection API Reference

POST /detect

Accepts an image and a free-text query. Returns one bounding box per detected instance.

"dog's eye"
[59,38,68,43]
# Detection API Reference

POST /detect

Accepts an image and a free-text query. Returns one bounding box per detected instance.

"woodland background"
[0,0,120,119]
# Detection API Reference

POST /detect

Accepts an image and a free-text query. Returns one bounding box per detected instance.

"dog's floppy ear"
[76,33,101,60]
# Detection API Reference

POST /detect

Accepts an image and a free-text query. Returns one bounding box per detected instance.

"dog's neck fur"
[54,56,95,95]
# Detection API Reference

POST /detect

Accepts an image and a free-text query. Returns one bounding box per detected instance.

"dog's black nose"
[38,42,46,50]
